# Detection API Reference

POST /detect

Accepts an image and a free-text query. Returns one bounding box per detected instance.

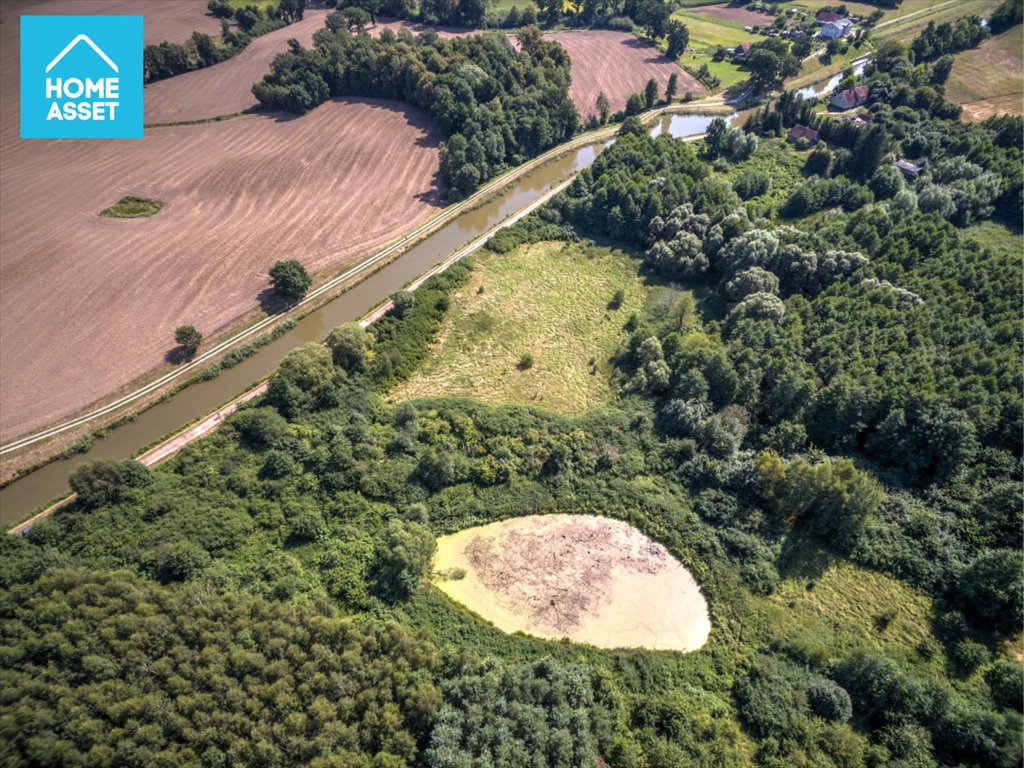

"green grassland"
[99,196,163,218]
[875,0,1004,41]
[389,241,646,414]
[672,9,751,91]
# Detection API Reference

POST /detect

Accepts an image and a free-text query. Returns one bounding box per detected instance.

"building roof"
[895,159,922,174]
[787,124,819,143]
[816,10,845,23]
[831,84,870,110]
[825,18,854,31]
[735,41,752,54]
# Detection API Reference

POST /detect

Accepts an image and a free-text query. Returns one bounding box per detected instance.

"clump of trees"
[174,324,202,358]
[253,27,577,199]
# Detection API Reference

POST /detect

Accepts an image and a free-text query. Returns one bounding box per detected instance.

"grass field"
[875,0,1004,41]
[100,196,164,218]
[389,241,646,415]
[946,25,1024,121]
[756,541,939,667]
[671,9,751,91]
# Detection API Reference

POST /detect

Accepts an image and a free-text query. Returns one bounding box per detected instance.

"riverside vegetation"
[1,10,1022,768]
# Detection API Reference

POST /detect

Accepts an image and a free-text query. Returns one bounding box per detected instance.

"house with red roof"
[830,84,870,110]
[787,124,819,145]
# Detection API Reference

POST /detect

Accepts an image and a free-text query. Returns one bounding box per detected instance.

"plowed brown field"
[0,100,442,441]
[144,10,332,124]
[688,4,776,27]
[5,0,220,44]
[545,31,704,117]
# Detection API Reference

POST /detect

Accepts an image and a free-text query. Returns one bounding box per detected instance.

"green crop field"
[389,241,647,415]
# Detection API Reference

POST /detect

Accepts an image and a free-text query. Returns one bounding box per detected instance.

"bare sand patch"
[434,514,711,651]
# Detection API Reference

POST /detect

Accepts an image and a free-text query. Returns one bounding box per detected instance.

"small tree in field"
[269,260,311,302]
[665,72,678,103]
[596,92,610,124]
[174,325,202,358]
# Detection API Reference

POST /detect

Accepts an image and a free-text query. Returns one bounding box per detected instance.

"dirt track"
[0,99,442,441]
[545,31,705,117]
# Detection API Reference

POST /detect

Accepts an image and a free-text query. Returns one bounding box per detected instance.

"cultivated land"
[0,99,442,442]
[946,25,1024,121]
[433,514,712,651]
[144,9,332,124]
[5,0,220,44]
[545,31,705,116]
[389,241,646,415]
[688,4,776,27]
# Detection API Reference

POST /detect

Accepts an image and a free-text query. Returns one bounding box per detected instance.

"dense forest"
[253,26,577,198]
[2,10,1022,768]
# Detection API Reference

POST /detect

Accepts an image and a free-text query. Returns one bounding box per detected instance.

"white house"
[820,18,853,39]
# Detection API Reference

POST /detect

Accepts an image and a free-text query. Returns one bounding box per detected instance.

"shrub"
[808,679,853,723]
[517,352,534,370]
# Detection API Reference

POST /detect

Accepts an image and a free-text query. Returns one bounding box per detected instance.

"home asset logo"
[21,15,143,139]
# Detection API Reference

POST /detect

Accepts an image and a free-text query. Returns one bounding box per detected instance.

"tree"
[69,460,152,509]
[644,78,659,109]
[390,289,415,318]
[596,92,610,124]
[957,549,1024,634]
[372,520,436,599]
[174,324,202,357]
[326,322,371,372]
[625,92,646,116]
[666,20,689,58]
[665,72,678,103]
[269,260,311,301]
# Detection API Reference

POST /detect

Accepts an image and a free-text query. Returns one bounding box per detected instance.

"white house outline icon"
[45,34,118,73]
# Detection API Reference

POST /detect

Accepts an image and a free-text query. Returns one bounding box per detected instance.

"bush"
[953,639,991,672]
[517,352,534,370]
[985,659,1024,712]
[69,460,152,509]
[808,679,853,723]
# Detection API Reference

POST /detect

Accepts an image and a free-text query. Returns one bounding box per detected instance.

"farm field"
[144,9,332,124]
[389,241,646,415]
[4,0,220,44]
[687,4,776,27]
[875,0,1004,41]
[0,99,442,442]
[545,31,704,115]
[433,514,712,651]
[946,24,1024,121]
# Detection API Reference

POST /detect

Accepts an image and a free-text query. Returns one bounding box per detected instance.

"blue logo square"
[20,15,143,139]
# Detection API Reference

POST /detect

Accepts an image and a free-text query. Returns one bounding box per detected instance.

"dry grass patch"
[389,241,646,415]
[946,25,1023,121]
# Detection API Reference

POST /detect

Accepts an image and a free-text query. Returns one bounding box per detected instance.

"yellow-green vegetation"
[389,241,646,414]
[964,220,1024,258]
[946,24,1024,120]
[756,542,937,664]
[876,0,1004,41]
[99,196,163,218]
[672,10,750,90]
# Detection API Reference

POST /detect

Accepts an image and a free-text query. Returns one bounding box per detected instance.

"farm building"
[787,124,820,145]
[820,18,854,38]
[831,85,870,110]
[733,41,753,59]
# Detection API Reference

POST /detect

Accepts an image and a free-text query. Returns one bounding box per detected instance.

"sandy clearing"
[545,31,705,117]
[144,9,333,124]
[0,99,442,441]
[3,0,221,45]
[434,514,711,652]
[688,4,777,27]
